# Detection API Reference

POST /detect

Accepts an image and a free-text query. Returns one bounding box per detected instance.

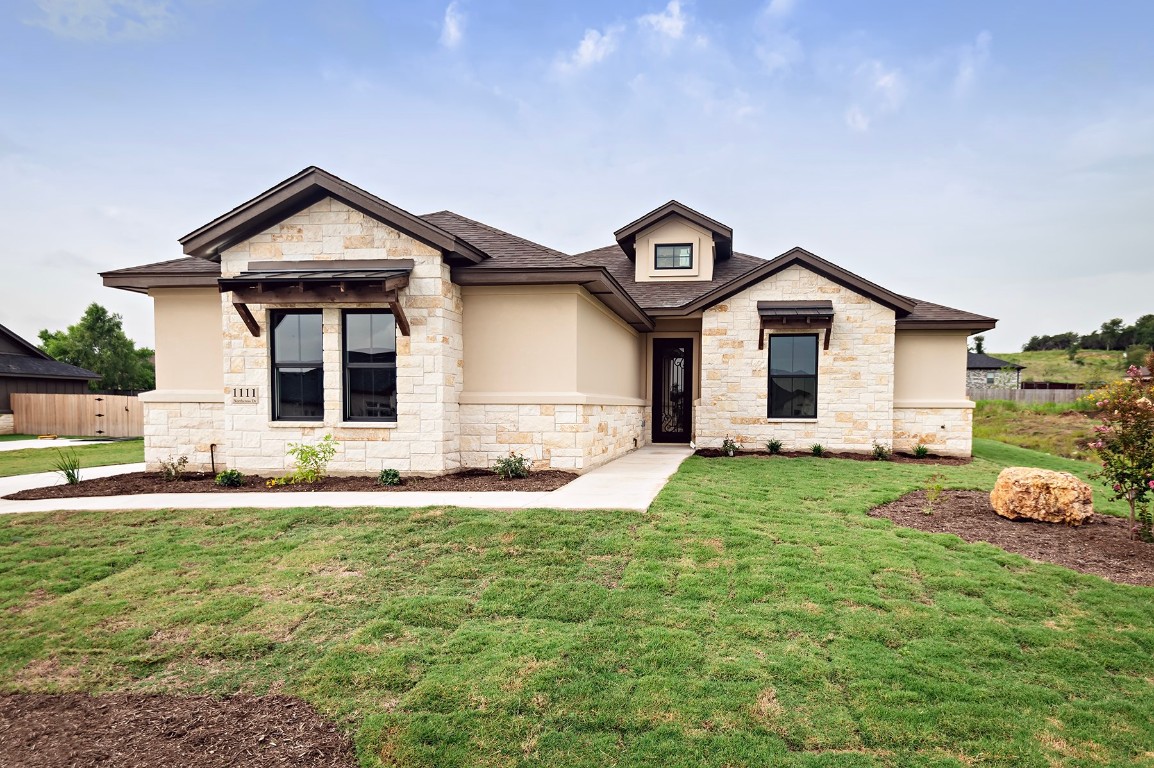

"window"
[767,334,818,419]
[343,310,397,422]
[271,311,323,421]
[986,373,995,385]
[655,243,693,270]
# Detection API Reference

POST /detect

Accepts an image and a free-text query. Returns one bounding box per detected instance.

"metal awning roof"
[756,300,834,318]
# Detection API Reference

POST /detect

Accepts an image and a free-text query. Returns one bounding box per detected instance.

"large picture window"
[655,243,693,270]
[271,311,324,421]
[343,311,397,422]
[768,334,818,419]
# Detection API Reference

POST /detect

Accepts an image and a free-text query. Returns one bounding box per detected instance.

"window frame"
[654,243,694,270]
[766,333,819,420]
[269,309,324,422]
[341,309,398,423]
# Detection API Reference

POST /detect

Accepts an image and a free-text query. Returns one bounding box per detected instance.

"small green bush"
[377,468,402,487]
[159,455,188,481]
[766,438,783,454]
[913,443,930,459]
[871,442,891,461]
[214,469,244,487]
[721,436,741,457]
[284,435,340,484]
[494,452,531,480]
[810,443,825,457]
[53,450,81,485]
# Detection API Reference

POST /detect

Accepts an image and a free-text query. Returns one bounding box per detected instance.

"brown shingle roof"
[102,256,221,276]
[420,211,582,269]
[897,296,996,330]
[101,256,220,294]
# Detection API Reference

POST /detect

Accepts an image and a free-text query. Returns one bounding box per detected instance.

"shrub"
[159,455,189,481]
[494,452,531,480]
[810,443,825,457]
[53,450,81,485]
[871,442,891,461]
[284,435,340,484]
[923,473,946,515]
[766,438,783,454]
[377,468,402,487]
[913,444,930,459]
[721,436,741,457]
[214,469,244,488]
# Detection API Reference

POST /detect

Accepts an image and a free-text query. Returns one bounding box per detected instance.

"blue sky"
[1,0,1152,351]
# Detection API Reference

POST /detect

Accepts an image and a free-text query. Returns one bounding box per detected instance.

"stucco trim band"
[140,390,227,404]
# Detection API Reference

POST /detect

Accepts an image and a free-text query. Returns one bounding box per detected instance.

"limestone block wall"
[158,196,467,475]
[893,406,973,456]
[966,369,1019,389]
[697,264,897,452]
[0,413,13,436]
[141,398,226,471]
[460,403,644,471]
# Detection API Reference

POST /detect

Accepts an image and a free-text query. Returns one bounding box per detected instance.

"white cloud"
[755,0,803,76]
[639,0,687,40]
[556,26,622,73]
[765,0,798,19]
[844,59,906,132]
[953,30,992,97]
[28,0,172,41]
[440,1,464,49]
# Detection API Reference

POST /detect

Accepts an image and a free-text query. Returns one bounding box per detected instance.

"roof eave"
[897,319,998,333]
[100,270,220,294]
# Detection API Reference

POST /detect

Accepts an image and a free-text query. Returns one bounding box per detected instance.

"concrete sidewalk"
[0,438,114,452]
[0,445,694,515]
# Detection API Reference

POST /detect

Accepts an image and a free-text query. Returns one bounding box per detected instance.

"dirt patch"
[4,468,577,501]
[869,490,1154,586]
[695,449,971,465]
[0,692,356,768]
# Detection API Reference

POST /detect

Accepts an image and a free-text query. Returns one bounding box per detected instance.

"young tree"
[38,303,155,391]
[971,334,986,354]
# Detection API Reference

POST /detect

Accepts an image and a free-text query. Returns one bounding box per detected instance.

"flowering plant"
[1086,353,1154,541]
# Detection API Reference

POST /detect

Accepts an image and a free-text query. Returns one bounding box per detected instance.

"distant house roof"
[0,323,99,381]
[967,352,1024,371]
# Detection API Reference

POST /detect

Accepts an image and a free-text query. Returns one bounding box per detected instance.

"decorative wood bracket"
[233,302,260,337]
[388,299,411,336]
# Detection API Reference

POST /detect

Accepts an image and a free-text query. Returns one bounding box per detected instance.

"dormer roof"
[613,200,733,261]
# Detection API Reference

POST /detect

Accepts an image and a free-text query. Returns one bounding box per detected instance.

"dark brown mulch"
[869,490,1154,586]
[0,693,357,768]
[694,448,971,465]
[3,468,577,501]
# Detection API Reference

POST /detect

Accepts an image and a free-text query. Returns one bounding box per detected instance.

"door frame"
[651,337,694,443]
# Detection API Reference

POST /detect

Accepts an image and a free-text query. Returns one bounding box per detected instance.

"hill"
[992,349,1128,387]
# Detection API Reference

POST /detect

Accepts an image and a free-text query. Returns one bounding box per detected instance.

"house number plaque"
[232,387,259,405]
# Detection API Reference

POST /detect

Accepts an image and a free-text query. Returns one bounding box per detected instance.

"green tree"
[1099,318,1126,351]
[1133,314,1154,348]
[971,334,986,354]
[38,303,155,391]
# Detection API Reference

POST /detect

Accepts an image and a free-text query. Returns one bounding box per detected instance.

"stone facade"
[966,368,1019,389]
[460,403,644,471]
[0,413,13,436]
[892,406,973,456]
[696,264,897,452]
[141,397,226,471]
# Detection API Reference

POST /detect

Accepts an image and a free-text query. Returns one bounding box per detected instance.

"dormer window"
[655,243,693,270]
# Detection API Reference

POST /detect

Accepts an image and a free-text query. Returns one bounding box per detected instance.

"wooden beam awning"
[757,300,834,350]
[219,259,413,338]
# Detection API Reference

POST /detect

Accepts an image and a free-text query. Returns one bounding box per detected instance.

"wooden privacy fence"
[11,393,143,437]
[968,387,1088,405]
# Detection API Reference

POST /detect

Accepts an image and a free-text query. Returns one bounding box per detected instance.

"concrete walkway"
[0,438,114,452]
[0,445,694,515]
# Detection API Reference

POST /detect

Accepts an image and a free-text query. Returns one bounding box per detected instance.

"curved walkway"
[0,446,693,515]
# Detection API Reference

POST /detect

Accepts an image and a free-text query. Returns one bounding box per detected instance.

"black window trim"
[341,308,398,423]
[269,309,324,422]
[654,242,694,270]
[767,333,819,420]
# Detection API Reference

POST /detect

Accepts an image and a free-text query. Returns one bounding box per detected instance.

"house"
[966,352,1024,388]
[101,167,996,474]
[0,322,100,435]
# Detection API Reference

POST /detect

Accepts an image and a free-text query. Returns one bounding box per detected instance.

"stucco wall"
[634,217,715,283]
[893,330,969,404]
[150,287,224,392]
[696,264,897,452]
[576,289,644,400]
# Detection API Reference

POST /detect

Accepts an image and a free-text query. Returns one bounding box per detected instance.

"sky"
[1,0,1152,352]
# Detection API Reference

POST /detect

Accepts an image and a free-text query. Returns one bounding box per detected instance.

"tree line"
[38,303,155,391]
[1023,315,1154,356]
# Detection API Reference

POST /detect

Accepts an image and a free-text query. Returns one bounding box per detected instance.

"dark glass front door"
[652,338,693,443]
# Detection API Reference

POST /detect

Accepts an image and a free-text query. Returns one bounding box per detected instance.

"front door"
[652,338,693,443]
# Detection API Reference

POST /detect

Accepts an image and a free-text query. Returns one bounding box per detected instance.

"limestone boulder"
[989,467,1094,526]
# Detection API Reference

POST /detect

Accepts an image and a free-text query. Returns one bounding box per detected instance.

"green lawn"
[0,440,1150,767]
[973,400,1097,462]
[0,439,144,478]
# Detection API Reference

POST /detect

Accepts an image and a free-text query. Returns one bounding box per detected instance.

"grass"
[0,439,1150,767]
[994,349,1130,387]
[973,400,1097,462]
[0,439,144,478]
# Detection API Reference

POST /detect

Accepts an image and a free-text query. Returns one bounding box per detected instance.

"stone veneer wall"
[893,406,973,456]
[696,264,897,451]
[0,413,13,436]
[966,369,1019,389]
[142,398,226,470]
[145,196,465,474]
[460,403,643,471]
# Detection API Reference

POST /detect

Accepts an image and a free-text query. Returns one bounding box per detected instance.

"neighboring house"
[0,322,100,435]
[966,352,1024,389]
[101,167,996,473]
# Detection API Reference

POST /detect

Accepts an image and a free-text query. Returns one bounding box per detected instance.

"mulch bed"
[869,490,1154,586]
[3,469,577,501]
[695,448,971,465]
[0,693,357,768]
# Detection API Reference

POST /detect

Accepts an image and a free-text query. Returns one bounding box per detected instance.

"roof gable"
[0,322,50,360]
[179,167,487,264]
[614,201,733,261]
[967,352,1024,370]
